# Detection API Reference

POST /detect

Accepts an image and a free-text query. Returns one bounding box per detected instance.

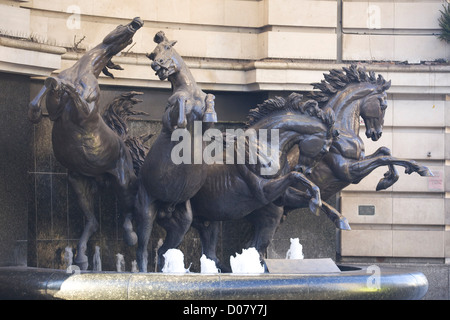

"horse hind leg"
[68,172,99,270]
[109,150,139,247]
[246,203,284,260]
[192,219,230,272]
[261,171,322,216]
[135,183,157,272]
[156,200,193,272]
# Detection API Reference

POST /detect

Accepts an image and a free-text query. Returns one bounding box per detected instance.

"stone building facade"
[0,0,449,297]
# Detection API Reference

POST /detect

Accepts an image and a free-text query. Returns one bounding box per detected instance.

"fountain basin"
[0,265,427,300]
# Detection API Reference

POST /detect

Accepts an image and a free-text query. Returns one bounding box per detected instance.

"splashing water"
[162,249,190,273]
[230,247,265,274]
[131,260,139,273]
[116,253,125,272]
[93,246,102,271]
[64,246,73,268]
[200,254,219,274]
[286,238,304,259]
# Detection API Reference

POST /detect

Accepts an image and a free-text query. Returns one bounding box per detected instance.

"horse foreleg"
[280,187,350,230]
[28,85,49,123]
[355,147,399,190]
[176,97,187,129]
[347,155,433,187]
[68,172,99,270]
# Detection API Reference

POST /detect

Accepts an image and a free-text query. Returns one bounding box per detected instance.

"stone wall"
[0,72,31,267]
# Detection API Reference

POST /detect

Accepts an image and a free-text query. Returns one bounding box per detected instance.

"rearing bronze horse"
[28,18,144,270]
[135,31,218,272]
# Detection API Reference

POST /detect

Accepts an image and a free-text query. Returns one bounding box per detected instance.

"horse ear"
[382,80,391,91]
[170,40,177,47]
[154,31,167,44]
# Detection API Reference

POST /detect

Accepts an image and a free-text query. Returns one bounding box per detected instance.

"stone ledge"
[0,37,66,55]
[0,266,428,300]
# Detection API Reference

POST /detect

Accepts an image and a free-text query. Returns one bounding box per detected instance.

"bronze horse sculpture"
[193,65,433,270]
[244,65,433,262]
[148,90,338,272]
[305,64,432,197]
[28,18,144,270]
[187,94,337,271]
[135,31,218,272]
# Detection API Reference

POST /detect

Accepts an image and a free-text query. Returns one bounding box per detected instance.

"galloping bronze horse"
[194,65,433,270]
[307,65,432,198]
[246,65,433,259]
[167,93,337,271]
[135,31,218,272]
[28,18,144,270]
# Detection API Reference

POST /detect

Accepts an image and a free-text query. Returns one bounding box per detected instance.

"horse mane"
[102,91,152,175]
[308,64,391,106]
[246,92,336,136]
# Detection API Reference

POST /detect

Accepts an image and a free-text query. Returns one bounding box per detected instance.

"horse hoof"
[418,167,434,177]
[337,217,351,231]
[28,108,42,124]
[74,255,89,271]
[44,77,60,90]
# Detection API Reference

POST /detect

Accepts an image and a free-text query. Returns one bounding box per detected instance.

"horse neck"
[324,85,372,133]
[168,56,200,93]
[249,113,317,164]
[74,45,111,78]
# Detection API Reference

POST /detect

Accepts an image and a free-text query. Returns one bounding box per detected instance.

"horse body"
[28,18,144,270]
[50,106,122,175]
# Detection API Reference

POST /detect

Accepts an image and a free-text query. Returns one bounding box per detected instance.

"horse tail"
[102,91,152,175]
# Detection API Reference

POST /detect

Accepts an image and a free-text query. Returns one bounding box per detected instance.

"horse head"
[147,31,217,131]
[309,64,391,142]
[147,31,179,81]
[360,89,389,141]
[102,17,143,56]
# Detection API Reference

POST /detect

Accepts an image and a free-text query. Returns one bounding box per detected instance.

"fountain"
[200,255,219,274]
[230,248,265,274]
[286,238,304,260]
[115,254,125,273]
[0,242,428,299]
[92,246,101,272]
[0,24,430,300]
